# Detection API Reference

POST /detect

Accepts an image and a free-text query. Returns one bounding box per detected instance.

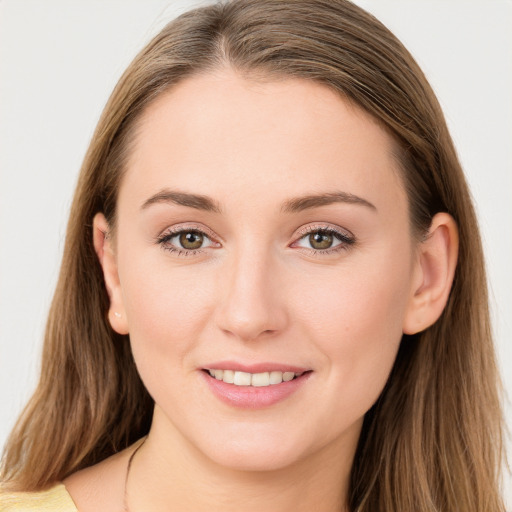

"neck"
[126,409,357,512]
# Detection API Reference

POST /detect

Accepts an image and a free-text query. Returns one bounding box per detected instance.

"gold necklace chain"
[123,438,147,512]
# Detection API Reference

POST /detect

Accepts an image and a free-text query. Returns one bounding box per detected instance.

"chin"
[206,445,302,473]
[193,426,314,473]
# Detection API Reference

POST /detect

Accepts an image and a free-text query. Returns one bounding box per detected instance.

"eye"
[156,226,219,256]
[305,230,338,250]
[292,226,355,254]
[176,230,206,250]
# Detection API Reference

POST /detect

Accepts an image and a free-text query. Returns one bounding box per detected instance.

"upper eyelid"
[158,223,220,242]
[294,223,354,240]
[156,222,354,247]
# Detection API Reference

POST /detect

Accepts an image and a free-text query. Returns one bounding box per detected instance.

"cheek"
[295,251,412,408]
[116,251,216,372]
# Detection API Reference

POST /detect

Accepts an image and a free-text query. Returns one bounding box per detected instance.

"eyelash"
[155,224,218,258]
[155,224,355,258]
[293,224,355,256]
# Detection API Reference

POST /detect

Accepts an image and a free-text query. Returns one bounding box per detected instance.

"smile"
[201,367,313,409]
[205,369,305,387]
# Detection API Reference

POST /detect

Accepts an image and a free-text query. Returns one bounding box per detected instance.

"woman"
[0,0,506,510]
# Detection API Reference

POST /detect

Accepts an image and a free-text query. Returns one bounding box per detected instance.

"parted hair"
[1,1,505,510]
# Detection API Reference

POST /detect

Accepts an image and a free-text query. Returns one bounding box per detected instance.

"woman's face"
[107,70,421,471]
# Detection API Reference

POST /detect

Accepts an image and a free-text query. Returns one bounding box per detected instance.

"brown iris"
[179,231,204,250]
[309,231,334,250]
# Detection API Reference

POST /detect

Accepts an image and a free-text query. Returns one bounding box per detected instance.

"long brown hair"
[1,1,505,510]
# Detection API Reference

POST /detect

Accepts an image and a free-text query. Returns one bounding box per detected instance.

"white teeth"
[223,369,235,383]
[233,371,252,386]
[207,369,305,387]
[283,372,295,382]
[251,372,270,387]
[269,371,283,384]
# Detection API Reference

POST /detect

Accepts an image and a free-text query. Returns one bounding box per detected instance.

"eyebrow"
[281,191,377,213]
[141,189,222,213]
[140,189,376,214]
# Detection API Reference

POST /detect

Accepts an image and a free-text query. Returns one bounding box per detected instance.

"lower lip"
[201,371,312,409]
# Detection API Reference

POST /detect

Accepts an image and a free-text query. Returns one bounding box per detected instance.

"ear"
[403,212,459,335]
[93,213,129,335]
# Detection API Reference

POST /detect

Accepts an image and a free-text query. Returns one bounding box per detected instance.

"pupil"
[309,231,333,250]
[180,231,203,249]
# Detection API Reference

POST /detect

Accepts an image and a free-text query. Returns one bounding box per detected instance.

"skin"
[65,69,458,512]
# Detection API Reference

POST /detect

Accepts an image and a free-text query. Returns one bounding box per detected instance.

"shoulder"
[0,484,78,512]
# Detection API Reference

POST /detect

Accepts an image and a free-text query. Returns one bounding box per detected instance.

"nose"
[214,247,288,342]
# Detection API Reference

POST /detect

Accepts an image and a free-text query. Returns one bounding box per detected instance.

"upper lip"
[202,361,311,374]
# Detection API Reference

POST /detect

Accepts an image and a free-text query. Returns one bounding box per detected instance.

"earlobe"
[93,213,129,335]
[403,212,459,335]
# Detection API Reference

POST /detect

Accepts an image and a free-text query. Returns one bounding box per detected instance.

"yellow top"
[0,484,78,512]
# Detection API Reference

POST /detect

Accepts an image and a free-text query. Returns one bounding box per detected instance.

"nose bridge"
[215,241,286,341]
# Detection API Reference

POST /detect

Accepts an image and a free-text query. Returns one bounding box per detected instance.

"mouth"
[202,368,312,387]
[200,365,313,408]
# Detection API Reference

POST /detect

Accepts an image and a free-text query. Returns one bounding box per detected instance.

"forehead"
[121,69,406,216]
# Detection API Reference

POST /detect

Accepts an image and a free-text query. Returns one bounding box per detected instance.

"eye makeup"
[154,221,356,258]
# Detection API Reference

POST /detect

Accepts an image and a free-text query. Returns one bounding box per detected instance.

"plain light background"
[1,0,511,503]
